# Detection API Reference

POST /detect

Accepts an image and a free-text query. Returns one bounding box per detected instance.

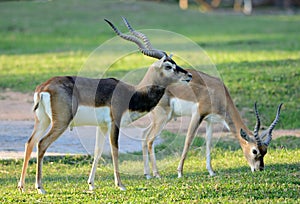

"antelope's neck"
[136,67,164,89]
[130,66,167,112]
[129,85,165,112]
[224,98,252,141]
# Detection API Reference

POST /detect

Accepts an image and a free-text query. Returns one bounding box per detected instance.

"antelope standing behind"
[17,18,192,194]
[118,20,282,178]
[142,68,282,178]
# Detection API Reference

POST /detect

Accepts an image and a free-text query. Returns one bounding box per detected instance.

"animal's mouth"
[185,73,192,82]
[183,76,192,83]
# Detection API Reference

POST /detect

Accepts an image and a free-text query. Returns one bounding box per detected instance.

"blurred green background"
[0,0,299,129]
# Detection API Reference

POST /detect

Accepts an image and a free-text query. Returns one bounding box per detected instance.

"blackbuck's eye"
[252,149,258,155]
[165,65,172,70]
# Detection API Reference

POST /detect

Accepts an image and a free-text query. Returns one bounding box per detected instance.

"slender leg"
[177,114,204,178]
[141,125,152,179]
[35,122,69,194]
[148,139,160,178]
[147,108,170,178]
[18,117,50,192]
[206,121,216,176]
[88,125,107,191]
[109,122,125,190]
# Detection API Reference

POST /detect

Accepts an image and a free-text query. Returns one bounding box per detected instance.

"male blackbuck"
[142,69,282,178]
[17,18,192,193]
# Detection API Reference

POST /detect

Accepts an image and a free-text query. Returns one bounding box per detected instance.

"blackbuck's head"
[104,17,192,86]
[240,103,283,172]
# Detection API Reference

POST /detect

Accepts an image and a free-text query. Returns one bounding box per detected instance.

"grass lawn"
[0,0,299,203]
[0,133,299,203]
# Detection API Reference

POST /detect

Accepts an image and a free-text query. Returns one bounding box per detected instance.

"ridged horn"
[104,19,167,60]
[122,17,153,49]
[253,102,262,146]
[264,103,283,146]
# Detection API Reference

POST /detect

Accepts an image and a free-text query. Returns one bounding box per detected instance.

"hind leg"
[147,115,169,179]
[18,116,50,192]
[35,121,69,194]
[144,106,172,178]
[177,113,204,178]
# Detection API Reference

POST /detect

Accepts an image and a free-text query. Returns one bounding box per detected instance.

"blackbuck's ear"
[240,129,250,142]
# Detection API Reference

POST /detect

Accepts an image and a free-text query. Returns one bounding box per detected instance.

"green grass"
[1,133,299,203]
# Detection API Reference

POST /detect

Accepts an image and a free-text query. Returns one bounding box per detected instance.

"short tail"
[33,92,41,112]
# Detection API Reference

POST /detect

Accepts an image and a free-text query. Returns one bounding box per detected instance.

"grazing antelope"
[17,18,192,194]
[142,69,282,178]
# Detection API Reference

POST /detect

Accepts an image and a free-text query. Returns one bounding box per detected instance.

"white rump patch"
[34,92,52,121]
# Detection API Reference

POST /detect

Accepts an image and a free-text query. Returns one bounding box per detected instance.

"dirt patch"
[0,91,34,121]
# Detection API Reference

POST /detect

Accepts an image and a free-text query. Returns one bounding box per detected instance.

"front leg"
[110,122,126,191]
[206,121,216,176]
[141,125,152,179]
[88,125,107,191]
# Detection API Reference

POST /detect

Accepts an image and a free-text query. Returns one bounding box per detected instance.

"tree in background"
[177,0,299,14]
[179,0,252,14]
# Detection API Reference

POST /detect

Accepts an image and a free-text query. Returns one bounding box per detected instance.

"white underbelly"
[170,98,198,117]
[72,106,111,126]
[121,110,147,126]
[71,106,146,127]
[204,113,230,130]
[170,98,230,130]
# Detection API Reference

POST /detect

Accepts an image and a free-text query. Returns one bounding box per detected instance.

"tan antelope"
[141,67,282,178]
[17,18,192,194]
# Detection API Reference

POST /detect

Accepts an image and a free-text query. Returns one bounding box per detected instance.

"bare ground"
[0,91,299,159]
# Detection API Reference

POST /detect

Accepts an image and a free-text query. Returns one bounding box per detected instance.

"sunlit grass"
[0,134,299,203]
